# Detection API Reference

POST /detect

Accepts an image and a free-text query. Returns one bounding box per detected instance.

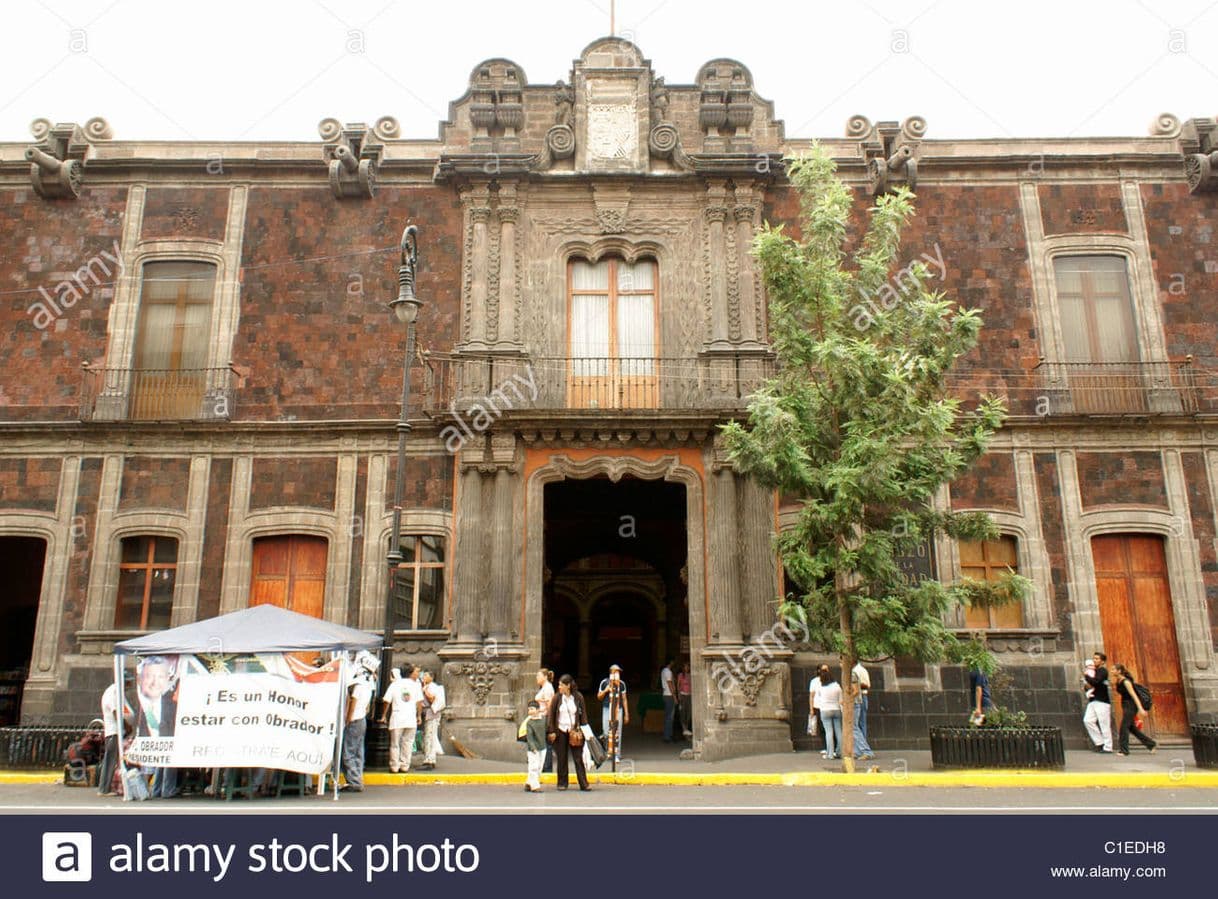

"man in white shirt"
[342,651,378,793]
[98,672,133,796]
[851,661,875,760]
[808,664,828,754]
[419,670,445,770]
[660,659,676,743]
[379,664,425,773]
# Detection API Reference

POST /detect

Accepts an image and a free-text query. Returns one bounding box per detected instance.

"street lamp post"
[370,225,422,768]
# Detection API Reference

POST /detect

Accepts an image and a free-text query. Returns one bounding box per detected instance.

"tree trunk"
[836,586,856,774]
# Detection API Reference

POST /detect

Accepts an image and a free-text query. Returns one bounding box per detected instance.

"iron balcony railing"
[422,353,778,414]
[80,365,235,422]
[1033,359,1198,416]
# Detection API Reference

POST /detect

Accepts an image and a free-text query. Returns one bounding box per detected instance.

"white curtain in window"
[571,295,609,376]
[136,304,178,369]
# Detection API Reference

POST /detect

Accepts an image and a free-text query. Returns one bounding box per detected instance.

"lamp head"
[389,224,421,324]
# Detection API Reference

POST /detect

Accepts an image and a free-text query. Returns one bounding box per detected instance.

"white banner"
[125,656,343,775]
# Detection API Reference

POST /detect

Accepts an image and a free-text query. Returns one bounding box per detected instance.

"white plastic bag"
[807,713,819,736]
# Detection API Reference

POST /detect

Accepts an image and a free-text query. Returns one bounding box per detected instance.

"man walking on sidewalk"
[1083,651,1114,753]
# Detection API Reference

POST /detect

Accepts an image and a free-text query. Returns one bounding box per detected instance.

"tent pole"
[113,653,125,785]
[333,652,347,800]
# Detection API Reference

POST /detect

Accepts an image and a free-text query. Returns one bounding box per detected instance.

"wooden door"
[1091,534,1189,736]
[250,535,327,618]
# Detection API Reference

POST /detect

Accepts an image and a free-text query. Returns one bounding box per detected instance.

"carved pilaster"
[734,184,764,345]
[704,181,731,347]
[488,467,517,641]
[495,187,521,347]
[739,475,778,640]
[461,185,493,348]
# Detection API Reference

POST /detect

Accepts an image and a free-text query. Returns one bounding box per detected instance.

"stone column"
[708,466,743,644]
[705,181,731,348]
[451,463,484,643]
[488,466,516,640]
[738,475,779,640]
[578,613,591,683]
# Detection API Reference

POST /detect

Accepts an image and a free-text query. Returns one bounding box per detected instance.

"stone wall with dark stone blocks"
[1141,183,1218,376]
[386,452,455,512]
[1076,451,1167,510]
[1034,452,1073,643]
[117,456,191,512]
[1039,183,1128,235]
[62,458,101,654]
[789,662,1090,750]
[198,457,232,621]
[140,187,229,242]
[950,450,1019,511]
[52,663,116,724]
[234,186,463,421]
[763,184,1036,387]
[0,186,127,420]
[0,457,61,512]
[248,456,337,511]
[1182,452,1218,648]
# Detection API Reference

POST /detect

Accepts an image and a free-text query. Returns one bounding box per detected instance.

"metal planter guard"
[929,725,1066,769]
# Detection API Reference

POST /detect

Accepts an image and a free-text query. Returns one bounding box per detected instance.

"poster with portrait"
[124,653,345,774]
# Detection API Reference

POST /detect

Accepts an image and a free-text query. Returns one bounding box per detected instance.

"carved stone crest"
[453,660,511,705]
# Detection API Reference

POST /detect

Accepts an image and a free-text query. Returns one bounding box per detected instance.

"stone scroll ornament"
[318,118,395,199]
[25,117,112,199]
[453,660,512,705]
[737,663,774,707]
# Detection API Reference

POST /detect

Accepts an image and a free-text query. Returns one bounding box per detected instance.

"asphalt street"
[2,782,1215,813]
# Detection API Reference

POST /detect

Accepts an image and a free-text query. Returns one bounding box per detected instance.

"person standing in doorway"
[677,661,693,739]
[851,660,875,760]
[817,668,843,760]
[597,664,629,763]
[419,670,445,770]
[660,658,677,743]
[98,671,133,796]
[1083,651,1114,753]
[547,674,591,791]
[1113,664,1157,756]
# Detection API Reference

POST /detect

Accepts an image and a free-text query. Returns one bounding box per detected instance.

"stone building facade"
[2,38,1217,759]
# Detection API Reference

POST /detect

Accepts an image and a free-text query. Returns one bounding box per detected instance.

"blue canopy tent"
[112,605,380,799]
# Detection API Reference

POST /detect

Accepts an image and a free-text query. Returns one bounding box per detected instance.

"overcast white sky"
[1,0,1216,143]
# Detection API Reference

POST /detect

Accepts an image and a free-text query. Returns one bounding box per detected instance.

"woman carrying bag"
[546,674,591,791]
[1113,664,1158,756]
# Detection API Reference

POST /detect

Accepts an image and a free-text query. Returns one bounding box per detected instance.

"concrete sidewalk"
[6,747,1214,789]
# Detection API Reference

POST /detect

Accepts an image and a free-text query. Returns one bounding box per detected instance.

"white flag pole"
[332,652,347,800]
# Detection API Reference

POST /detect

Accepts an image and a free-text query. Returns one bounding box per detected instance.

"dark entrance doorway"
[542,475,688,755]
[0,537,46,725]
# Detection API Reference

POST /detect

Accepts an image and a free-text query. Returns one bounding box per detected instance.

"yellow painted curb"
[3,770,1216,789]
[360,770,1218,789]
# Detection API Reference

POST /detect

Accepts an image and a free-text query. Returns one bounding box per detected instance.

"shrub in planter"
[930,704,1065,769]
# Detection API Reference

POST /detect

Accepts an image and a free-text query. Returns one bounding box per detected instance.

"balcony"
[422,352,777,415]
[1033,360,1198,416]
[80,365,235,422]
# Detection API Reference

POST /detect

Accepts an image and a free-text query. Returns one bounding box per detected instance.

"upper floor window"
[1052,255,1137,363]
[958,535,1024,629]
[568,257,658,408]
[391,534,446,631]
[116,535,177,629]
[130,261,217,419]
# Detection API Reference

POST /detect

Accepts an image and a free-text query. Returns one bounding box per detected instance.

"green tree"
[721,147,1029,772]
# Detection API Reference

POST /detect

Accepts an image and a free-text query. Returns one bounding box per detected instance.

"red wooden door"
[1091,534,1189,736]
[250,535,327,618]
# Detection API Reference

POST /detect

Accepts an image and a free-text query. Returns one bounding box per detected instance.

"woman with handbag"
[546,674,591,791]
[1113,664,1157,756]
